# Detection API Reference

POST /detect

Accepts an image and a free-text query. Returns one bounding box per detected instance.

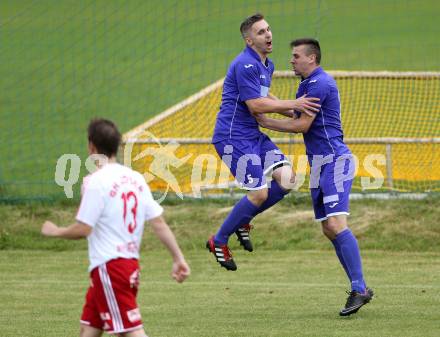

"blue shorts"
[310,154,354,221]
[214,134,290,190]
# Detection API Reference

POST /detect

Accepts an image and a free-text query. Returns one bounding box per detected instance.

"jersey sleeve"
[306,78,329,107]
[235,62,261,101]
[142,182,164,221]
[76,176,104,228]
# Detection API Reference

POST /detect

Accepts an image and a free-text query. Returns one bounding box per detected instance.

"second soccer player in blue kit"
[256,38,374,316]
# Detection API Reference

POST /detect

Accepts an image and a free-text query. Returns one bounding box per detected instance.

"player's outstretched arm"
[255,112,316,133]
[149,216,190,283]
[246,94,320,116]
[41,220,92,239]
[267,94,295,117]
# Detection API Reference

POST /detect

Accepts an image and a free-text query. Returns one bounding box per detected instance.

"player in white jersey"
[42,118,190,337]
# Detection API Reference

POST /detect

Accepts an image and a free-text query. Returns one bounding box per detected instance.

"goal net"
[123,71,440,196]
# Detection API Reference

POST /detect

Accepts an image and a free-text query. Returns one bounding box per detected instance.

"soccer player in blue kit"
[206,14,321,271]
[256,38,374,316]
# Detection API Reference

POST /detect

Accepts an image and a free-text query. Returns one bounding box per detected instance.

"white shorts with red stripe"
[80,258,144,334]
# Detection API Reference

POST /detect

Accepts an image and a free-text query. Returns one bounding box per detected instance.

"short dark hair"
[290,38,321,64]
[240,13,265,38]
[87,118,121,157]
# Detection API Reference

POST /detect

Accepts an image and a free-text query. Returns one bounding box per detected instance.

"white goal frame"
[123,71,440,193]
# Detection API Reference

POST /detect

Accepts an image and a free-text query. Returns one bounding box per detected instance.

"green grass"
[1,250,439,337]
[1,0,440,199]
[1,197,440,252]
[1,198,439,336]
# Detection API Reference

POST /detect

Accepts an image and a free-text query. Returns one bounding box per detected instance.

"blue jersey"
[296,67,351,159]
[212,46,275,143]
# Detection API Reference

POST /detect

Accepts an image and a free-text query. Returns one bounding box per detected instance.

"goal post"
[122,71,440,196]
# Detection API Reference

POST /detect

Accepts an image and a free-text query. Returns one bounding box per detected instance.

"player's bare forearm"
[246,95,320,116]
[149,216,185,262]
[256,113,315,133]
[258,116,298,132]
[268,93,293,117]
[41,221,92,239]
[247,97,295,114]
[277,110,295,118]
[150,216,190,283]
[267,94,294,117]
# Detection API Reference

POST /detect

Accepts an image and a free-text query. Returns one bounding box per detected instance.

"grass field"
[1,197,439,336]
[1,0,440,199]
[1,250,439,337]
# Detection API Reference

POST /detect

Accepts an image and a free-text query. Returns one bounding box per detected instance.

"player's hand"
[293,94,321,116]
[41,221,59,237]
[171,259,190,283]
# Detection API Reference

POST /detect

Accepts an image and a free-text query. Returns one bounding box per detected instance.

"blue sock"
[214,196,260,245]
[255,180,290,215]
[334,229,366,293]
[331,239,351,282]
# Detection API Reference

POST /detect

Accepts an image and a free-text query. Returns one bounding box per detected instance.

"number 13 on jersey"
[121,191,138,233]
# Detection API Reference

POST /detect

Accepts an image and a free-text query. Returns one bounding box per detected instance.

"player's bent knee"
[321,224,336,240]
[276,176,294,192]
[273,165,295,191]
[279,182,293,193]
[322,216,348,239]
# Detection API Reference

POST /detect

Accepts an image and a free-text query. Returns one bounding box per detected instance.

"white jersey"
[76,163,163,271]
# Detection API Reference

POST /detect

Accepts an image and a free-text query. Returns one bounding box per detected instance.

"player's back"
[297,67,350,158]
[77,163,163,271]
[212,46,274,143]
